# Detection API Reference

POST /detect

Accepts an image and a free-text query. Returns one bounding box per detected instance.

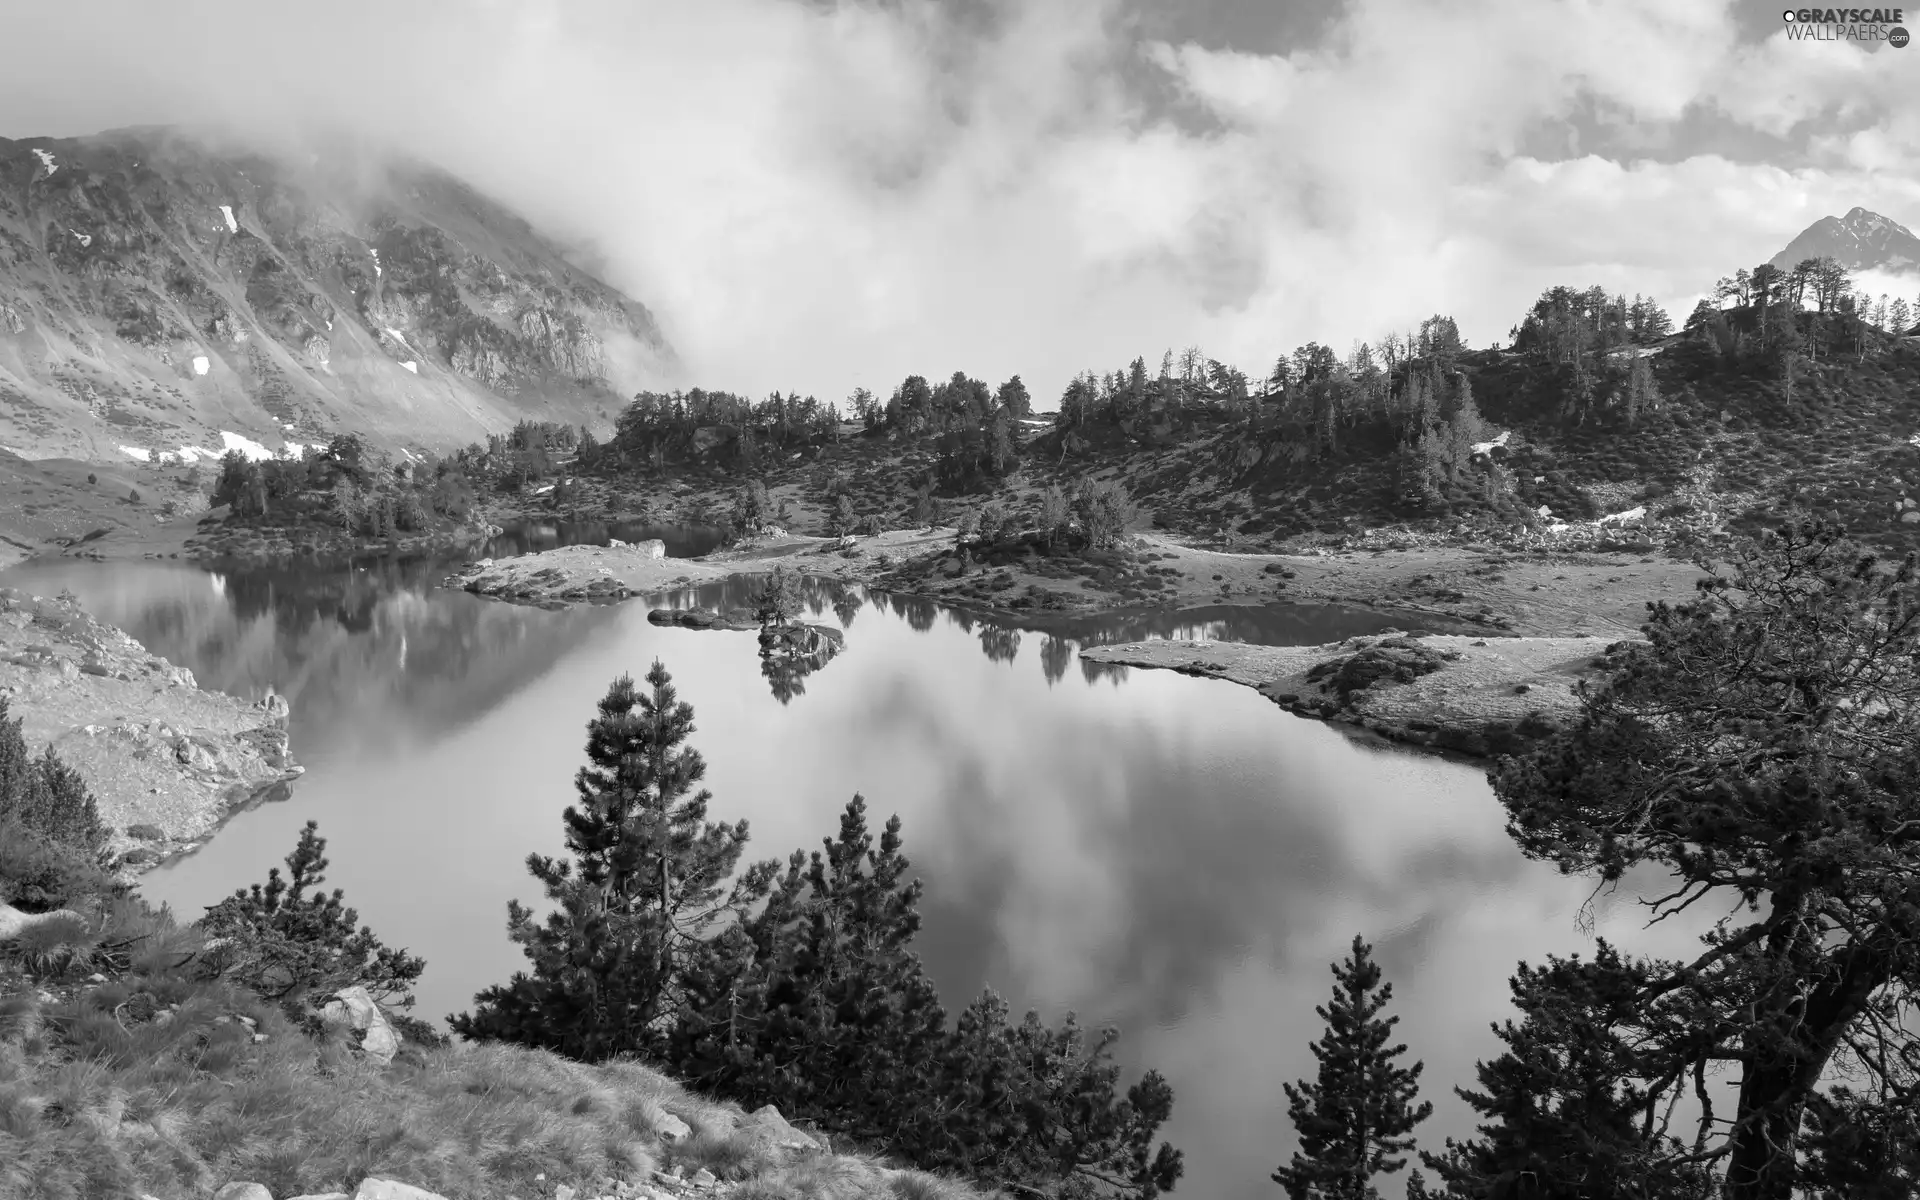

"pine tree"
[1416,943,1718,1200]
[200,820,426,1011]
[826,494,857,538]
[750,565,804,629]
[668,796,949,1142]
[1273,935,1433,1200]
[1485,520,1920,1199]
[0,697,108,859]
[451,663,770,1060]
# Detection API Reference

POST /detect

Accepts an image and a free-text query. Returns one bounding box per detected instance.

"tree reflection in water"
[758,626,843,704]
[752,573,848,706]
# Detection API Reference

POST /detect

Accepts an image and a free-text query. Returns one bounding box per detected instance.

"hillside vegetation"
[423,256,1920,583]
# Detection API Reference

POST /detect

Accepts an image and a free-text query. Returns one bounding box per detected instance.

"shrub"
[0,824,119,912]
[0,699,113,911]
[127,488,142,504]
[197,820,425,1012]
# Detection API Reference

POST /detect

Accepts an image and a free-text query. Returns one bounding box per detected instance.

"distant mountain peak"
[1770,206,1920,273]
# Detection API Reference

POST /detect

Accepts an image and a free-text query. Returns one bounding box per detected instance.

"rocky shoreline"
[439,526,1709,759]
[0,587,303,875]
[1078,631,1634,761]
[439,527,959,607]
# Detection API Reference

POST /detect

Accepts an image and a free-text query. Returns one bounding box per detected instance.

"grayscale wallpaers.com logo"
[1782,7,1910,44]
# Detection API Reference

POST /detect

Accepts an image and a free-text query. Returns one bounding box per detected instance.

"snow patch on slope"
[192,356,210,376]
[219,205,237,234]
[69,229,91,248]
[369,247,382,277]
[401,361,417,374]
[220,431,282,461]
[119,446,151,462]
[1469,430,1510,457]
[31,149,56,176]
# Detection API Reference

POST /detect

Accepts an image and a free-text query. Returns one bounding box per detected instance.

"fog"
[5,0,1918,407]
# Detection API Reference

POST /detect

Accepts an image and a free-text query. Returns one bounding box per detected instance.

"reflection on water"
[484,518,728,560]
[0,557,1715,1200]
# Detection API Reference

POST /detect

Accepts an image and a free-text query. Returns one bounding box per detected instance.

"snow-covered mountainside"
[0,126,674,463]
[1769,206,1920,274]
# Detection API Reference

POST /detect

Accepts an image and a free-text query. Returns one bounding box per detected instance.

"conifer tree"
[1481,520,1920,1198]
[667,797,1184,1200]
[200,820,426,1011]
[750,565,804,629]
[1273,935,1433,1200]
[451,663,770,1060]
[668,795,948,1141]
[1416,943,1714,1200]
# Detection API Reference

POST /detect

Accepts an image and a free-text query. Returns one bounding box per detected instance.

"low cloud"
[4,0,1917,409]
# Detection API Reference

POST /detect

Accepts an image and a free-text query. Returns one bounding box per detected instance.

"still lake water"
[1,549,1714,1200]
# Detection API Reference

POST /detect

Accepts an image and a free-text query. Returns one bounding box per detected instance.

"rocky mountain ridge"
[0,126,674,463]
[1769,205,1920,274]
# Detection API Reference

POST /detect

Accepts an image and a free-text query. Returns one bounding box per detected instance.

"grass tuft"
[662,1125,777,1181]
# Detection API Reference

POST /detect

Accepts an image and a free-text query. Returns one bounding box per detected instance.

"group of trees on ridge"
[190,251,1920,551]
[446,253,1914,546]
[5,519,1920,1196]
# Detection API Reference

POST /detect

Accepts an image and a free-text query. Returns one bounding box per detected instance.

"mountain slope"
[1768,206,1920,273]
[0,126,673,463]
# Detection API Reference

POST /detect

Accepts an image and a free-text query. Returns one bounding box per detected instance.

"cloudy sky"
[4,0,1919,407]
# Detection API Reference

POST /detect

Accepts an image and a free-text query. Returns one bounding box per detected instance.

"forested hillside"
[474,253,1920,562]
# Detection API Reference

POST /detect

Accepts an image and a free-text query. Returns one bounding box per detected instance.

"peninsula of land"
[0,587,302,873]
[439,523,1709,760]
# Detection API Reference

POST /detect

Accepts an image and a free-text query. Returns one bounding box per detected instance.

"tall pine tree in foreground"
[1273,935,1432,1200]
[451,661,772,1060]
[1478,520,1920,1199]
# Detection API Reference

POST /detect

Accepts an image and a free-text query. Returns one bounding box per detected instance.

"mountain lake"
[0,533,1720,1200]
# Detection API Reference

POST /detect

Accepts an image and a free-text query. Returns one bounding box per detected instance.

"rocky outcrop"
[646,607,758,631]
[608,538,666,559]
[0,128,674,460]
[319,985,402,1066]
[759,621,845,659]
[445,543,731,608]
[0,903,83,940]
[0,587,302,871]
